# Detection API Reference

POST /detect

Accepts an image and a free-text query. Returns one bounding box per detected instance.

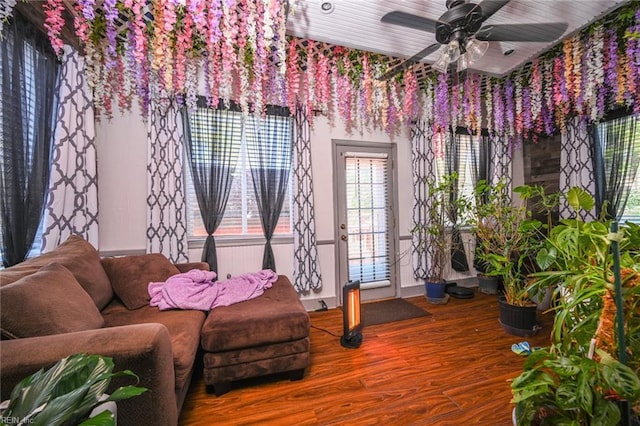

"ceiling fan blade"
[476,22,568,42]
[379,43,441,80]
[381,11,438,33]
[478,0,510,21]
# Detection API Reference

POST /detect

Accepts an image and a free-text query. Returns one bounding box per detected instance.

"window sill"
[188,235,294,249]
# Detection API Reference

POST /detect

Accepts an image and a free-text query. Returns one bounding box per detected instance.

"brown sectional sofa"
[0,235,207,425]
[0,235,312,425]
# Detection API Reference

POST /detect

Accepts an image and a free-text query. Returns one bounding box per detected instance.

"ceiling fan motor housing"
[436,2,483,45]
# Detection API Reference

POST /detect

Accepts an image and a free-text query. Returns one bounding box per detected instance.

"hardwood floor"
[179,291,552,425]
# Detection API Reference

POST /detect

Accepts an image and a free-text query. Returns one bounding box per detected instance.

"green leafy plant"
[412,172,471,282]
[512,347,640,425]
[472,180,551,306]
[513,187,640,423]
[528,187,632,346]
[0,353,147,426]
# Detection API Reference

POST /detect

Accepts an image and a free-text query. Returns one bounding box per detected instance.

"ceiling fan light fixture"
[444,39,461,62]
[432,51,450,73]
[465,37,489,62]
[456,37,489,72]
[457,54,470,72]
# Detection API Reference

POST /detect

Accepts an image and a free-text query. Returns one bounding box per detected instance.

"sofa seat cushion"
[101,300,205,391]
[0,235,113,310]
[0,263,105,339]
[200,276,310,353]
[101,254,180,310]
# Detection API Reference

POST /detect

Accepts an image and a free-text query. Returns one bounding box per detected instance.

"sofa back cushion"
[101,253,180,310]
[0,235,113,310]
[0,263,105,339]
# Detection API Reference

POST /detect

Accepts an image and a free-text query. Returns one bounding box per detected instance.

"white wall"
[95,103,148,254]
[95,107,523,308]
[94,106,424,308]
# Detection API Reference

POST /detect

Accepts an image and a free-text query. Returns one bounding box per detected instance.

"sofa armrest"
[0,324,178,426]
[174,261,209,273]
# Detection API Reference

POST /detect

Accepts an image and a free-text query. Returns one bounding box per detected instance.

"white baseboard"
[301,296,338,312]
[400,284,425,298]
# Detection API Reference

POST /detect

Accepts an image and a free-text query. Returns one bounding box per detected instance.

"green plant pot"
[498,296,539,337]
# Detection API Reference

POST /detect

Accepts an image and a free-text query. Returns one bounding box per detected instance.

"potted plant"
[512,187,640,424]
[512,265,640,425]
[512,345,640,425]
[528,187,622,344]
[413,172,470,302]
[0,353,147,425]
[472,179,505,294]
[471,180,551,335]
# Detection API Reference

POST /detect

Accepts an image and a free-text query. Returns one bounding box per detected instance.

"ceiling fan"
[380,0,568,78]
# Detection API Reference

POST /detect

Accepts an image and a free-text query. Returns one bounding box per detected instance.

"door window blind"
[344,154,391,286]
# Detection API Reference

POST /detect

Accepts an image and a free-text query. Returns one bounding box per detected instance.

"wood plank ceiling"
[286,0,629,77]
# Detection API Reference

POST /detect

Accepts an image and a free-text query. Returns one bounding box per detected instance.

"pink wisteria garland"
[43,0,65,56]
[41,0,294,118]
[36,0,640,138]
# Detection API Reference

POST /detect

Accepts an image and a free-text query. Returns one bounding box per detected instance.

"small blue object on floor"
[511,341,541,356]
[511,341,532,356]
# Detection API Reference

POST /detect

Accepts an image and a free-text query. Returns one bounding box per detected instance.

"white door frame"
[332,139,399,304]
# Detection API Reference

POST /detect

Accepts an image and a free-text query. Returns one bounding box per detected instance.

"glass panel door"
[335,144,397,302]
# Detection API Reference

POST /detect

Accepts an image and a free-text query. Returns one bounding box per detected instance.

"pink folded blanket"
[148,269,277,311]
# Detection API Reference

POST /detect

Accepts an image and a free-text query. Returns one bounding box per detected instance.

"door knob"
[340,224,346,229]
[341,235,347,241]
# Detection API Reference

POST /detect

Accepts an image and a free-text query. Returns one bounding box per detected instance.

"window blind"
[344,154,391,287]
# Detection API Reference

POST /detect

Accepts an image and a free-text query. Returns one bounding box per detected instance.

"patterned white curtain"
[292,105,322,293]
[147,99,188,263]
[41,46,99,251]
[411,120,438,279]
[560,117,596,220]
[489,134,513,193]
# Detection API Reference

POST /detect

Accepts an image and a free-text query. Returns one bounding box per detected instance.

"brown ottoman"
[200,275,310,395]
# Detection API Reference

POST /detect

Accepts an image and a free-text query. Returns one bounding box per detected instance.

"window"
[1,14,58,265]
[615,117,640,223]
[593,113,640,223]
[345,153,391,285]
[433,131,482,224]
[185,109,293,238]
[623,175,640,223]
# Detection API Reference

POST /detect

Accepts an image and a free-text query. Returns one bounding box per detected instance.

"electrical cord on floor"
[315,300,328,311]
[310,324,341,337]
[310,300,340,337]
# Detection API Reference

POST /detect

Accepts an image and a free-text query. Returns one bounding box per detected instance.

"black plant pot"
[477,274,499,295]
[498,296,539,337]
